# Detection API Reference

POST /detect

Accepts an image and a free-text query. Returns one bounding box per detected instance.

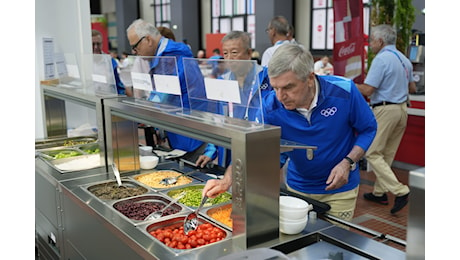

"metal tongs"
[183,195,208,234]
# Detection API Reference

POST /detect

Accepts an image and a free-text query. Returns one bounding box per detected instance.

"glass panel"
[247,15,256,48]
[212,0,220,17]
[212,18,220,33]
[312,10,327,50]
[220,18,231,34]
[77,54,118,96]
[234,0,246,15]
[155,7,162,22]
[222,0,233,16]
[232,17,244,31]
[57,53,82,88]
[163,4,170,20]
[247,0,255,14]
[125,56,184,111]
[183,58,264,124]
[327,8,334,50]
[313,0,327,9]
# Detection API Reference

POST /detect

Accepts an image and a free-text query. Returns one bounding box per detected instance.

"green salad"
[168,185,231,207]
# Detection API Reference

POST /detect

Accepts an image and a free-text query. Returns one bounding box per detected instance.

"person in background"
[196,30,272,168]
[261,15,292,67]
[203,43,377,222]
[126,19,213,163]
[210,57,227,79]
[209,48,223,60]
[118,51,134,97]
[92,29,125,95]
[157,26,176,41]
[314,55,334,75]
[196,49,206,59]
[251,48,261,65]
[357,24,416,214]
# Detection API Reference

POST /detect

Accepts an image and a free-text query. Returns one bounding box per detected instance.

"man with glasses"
[261,16,292,67]
[92,29,125,95]
[125,19,213,166]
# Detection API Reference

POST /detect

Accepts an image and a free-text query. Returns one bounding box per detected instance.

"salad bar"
[36,86,407,259]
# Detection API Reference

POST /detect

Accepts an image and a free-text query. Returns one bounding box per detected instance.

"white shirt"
[261,40,290,67]
[314,60,333,75]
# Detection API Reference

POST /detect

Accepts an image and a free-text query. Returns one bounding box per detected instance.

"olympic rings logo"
[320,107,337,117]
[260,83,269,90]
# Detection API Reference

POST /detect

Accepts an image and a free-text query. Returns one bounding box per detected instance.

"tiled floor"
[350,166,410,252]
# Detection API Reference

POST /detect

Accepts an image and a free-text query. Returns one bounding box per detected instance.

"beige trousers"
[365,103,410,197]
[286,183,359,222]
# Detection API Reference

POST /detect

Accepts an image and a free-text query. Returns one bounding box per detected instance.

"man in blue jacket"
[203,44,377,222]
[126,19,213,160]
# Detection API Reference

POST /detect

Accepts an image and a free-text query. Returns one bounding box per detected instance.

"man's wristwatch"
[344,156,356,171]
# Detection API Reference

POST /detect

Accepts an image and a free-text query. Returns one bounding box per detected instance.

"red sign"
[333,0,365,84]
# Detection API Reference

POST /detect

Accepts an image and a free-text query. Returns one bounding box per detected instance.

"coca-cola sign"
[338,42,356,57]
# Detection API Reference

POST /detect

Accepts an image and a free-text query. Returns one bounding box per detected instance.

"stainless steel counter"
[36,157,406,259]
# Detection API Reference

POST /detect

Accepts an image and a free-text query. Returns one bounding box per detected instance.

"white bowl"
[279,196,310,211]
[279,207,309,220]
[279,216,308,235]
[139,156,159,170]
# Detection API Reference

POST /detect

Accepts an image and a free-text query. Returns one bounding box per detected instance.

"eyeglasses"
[265,27,272,33]
[131,36,146,51]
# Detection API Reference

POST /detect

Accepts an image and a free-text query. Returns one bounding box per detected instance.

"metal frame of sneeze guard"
[183,58,264,125]
[121,55,184,112]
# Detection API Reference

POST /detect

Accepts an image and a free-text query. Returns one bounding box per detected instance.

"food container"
[140,156,159,170]
[85,180,150,201]
[112,194,185,225]
[144,216,230,252]
[35,135,97,150]
[166,184,232,209]
[132,169,196,191]
[205,203,232,229]
[139,146,153,156]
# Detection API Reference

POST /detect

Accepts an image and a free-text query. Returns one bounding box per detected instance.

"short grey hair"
[268,16,290,36]
[222,31,252,50]
[268,44,314,82]
[126,19,160,38]
[371,24,397,45]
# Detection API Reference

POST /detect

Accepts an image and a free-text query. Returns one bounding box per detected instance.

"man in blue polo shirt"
[203,44,377,222]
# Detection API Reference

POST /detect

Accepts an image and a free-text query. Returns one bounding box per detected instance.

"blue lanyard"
[385,49,409,80]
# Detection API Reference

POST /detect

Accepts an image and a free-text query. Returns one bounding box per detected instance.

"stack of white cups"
[279,196,313,235]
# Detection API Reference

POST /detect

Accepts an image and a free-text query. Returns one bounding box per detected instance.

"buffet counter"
[36,157,405,259]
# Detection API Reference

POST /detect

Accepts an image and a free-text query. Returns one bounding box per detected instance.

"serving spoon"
[112,164,124,187]
[144,192,186,221]
[183,195,208,235]
[159,171,192,186]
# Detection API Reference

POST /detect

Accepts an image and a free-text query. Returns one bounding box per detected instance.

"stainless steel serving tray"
[111,194,188,226]
[35,135,97,150]
[204,202,233,231]
[81,179,154,203]
[129,169,202,192]
[36,142,103,174]
[139,215,232,255]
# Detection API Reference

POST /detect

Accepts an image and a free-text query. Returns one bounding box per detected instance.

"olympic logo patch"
[320,107,337,117]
